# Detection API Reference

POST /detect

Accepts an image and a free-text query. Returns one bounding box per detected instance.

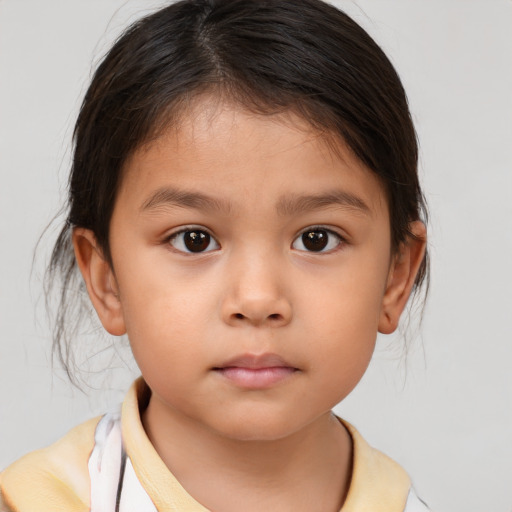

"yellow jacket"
[0,379,429,512]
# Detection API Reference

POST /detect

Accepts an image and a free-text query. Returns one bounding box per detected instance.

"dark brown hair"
[48,0,429,379]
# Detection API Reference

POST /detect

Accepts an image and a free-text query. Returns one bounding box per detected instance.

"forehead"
[118,98,388,218]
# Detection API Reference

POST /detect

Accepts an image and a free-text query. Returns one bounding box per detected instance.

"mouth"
[213,353,299,389]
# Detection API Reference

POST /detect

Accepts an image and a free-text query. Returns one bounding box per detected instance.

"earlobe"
[72,228,126,336]
[378,221,427,334]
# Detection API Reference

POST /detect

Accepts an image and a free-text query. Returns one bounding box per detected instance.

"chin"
[209,410,306,443]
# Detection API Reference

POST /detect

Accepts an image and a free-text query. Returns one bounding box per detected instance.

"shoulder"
[404,488,431,512]
[340,419,431,512]
[0,416,101,512]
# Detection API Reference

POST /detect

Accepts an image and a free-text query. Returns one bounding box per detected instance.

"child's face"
[90,99,409,441]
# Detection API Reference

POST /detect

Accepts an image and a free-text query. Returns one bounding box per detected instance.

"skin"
[74,98,426,511]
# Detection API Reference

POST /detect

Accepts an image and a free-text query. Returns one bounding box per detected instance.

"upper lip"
[214,353,295,369]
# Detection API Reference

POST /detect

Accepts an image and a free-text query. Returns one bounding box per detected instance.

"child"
[0,0,430,510]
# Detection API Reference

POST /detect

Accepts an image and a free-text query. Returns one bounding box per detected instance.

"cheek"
[296,251,389,393]
[115,255,216,371]
[301,252,389,331]
[305,313,377,408]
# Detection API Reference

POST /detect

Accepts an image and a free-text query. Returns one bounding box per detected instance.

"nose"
[221,253,292,328]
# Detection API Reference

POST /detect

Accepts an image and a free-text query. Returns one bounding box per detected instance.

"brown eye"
[184,231,210,252]
[302,230,328,251]
[292,228,342,253]
[169,229,220,253]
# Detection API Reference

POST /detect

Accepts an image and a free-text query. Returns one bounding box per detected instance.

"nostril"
[232,312,282,322]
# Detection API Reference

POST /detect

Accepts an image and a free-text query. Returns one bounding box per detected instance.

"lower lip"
[215,367,297,388]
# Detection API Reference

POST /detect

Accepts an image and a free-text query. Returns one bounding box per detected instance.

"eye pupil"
[302,230,328,251]
[184,231,210,252]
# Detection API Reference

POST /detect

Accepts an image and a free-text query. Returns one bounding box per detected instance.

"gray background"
[1,1,511,511]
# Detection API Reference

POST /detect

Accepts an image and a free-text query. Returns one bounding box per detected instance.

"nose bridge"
[222,242,291,326]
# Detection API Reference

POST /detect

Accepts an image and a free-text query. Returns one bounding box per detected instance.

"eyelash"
[165,226,220,254]
[164,226,345,254]
[292,226,345,254]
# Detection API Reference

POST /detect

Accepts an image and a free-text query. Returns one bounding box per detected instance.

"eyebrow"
[276,190,371,217]
[141,186,370,217]
[141,187,233,214]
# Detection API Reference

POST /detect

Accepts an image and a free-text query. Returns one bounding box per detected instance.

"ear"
[72,228,126,336]
[378,221,427,334]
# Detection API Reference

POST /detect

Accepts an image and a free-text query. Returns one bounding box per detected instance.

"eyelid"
[165,225,220,254]
[292,225,346,253]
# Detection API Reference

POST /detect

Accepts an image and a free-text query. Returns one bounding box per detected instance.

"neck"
[142,396,353,512]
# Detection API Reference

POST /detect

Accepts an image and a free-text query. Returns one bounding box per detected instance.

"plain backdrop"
[1,1,511,511]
